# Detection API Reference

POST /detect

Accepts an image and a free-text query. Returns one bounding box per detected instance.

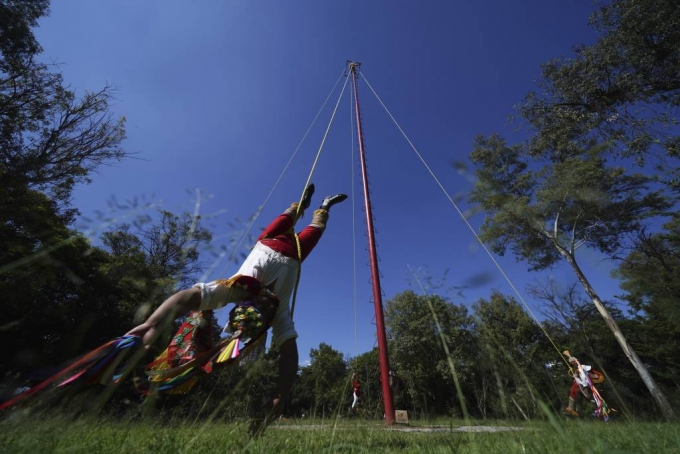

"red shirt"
[352,380,361,396]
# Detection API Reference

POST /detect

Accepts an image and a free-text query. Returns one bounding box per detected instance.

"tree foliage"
[384,290,474,417]
[467,0,679,420]
[469,131,675,418]
[295,343,347,417]
[614,215,680,385]
[102,210,212,290]
[471,291,555,419]
[519,0,680,176]
[1,206,212,376]
[0,1,49,67]
[0,0,128,205]
[469,135,670,271]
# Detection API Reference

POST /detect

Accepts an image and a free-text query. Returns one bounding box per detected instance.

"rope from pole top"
[289,70,351,320]
[214,68,347,280]
[360,70,572,371]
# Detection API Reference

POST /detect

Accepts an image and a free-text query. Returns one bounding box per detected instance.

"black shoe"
[301,184,315,210]
[320,194,348,211]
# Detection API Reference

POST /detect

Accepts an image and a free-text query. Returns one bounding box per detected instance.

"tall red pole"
[349,61,395,425]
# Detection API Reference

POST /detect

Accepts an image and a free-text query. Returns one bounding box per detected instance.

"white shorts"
[195,242,299,348]
[352,392,359,408]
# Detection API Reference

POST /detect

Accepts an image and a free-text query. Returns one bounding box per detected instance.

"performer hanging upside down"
[126,184,347,435]
[563,351,605,417]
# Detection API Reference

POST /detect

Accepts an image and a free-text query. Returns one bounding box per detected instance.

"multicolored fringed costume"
[143,310,215,394]
[143,274,280,394]
[563,350,613,421]
[0,335,143,411]
[0,275,280,407]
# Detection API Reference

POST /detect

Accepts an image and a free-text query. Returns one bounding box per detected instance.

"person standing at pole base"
[350,372,361,413]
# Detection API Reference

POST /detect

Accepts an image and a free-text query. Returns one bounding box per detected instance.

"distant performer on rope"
[350,372,361,412]
[562,350,609,420]
[127,184,348,435]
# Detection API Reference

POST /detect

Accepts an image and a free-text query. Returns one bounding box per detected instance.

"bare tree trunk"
[493,365,509,418]
[562,251,675,420]
[473,375,489,419]
[543,364,563,413]
[511,397,530,421]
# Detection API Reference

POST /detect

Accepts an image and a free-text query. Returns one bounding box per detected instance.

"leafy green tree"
[519,0,680,180]
[98,225,163,324]
[385,290,475,418]
[0,187,103,370]
[469,134,674,419]
[0,0,133,372]
[296,343,347,418]
[614,215,680,390]
[94,210,213,338]
[1,206,213,379]
[0,1,49,65]
[101,209,211,302]
[471,291,554,419]
[1,0,128,205]
[137,210,212,288]
[347,349,382,417]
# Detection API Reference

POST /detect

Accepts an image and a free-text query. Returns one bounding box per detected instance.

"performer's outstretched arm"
[127,275,269,348]
[126,287,202,348]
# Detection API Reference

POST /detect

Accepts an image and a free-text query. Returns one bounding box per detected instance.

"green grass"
[1,414,678,453]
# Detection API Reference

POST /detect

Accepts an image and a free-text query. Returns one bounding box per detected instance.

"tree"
[1,0,128,205]
[1,1,134,367]
[528,280,622,362]
[519,0,680,181]
[1,186,87,364]
[140,210,212,288]
[0,194,131,372]
[384,290,474,417]
[1,204,214,379]
[614,215,680,388]
[103,210,212,290]
[0,1,49,67]
[98,225,171,330]
[296,343,347,418]
[471,291,553,420]
[469,134,675,419]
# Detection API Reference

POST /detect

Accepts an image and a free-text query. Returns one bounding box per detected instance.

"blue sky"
[34,1,618,364]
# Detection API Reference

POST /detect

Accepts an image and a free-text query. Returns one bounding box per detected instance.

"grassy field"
[1,414,678,453]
